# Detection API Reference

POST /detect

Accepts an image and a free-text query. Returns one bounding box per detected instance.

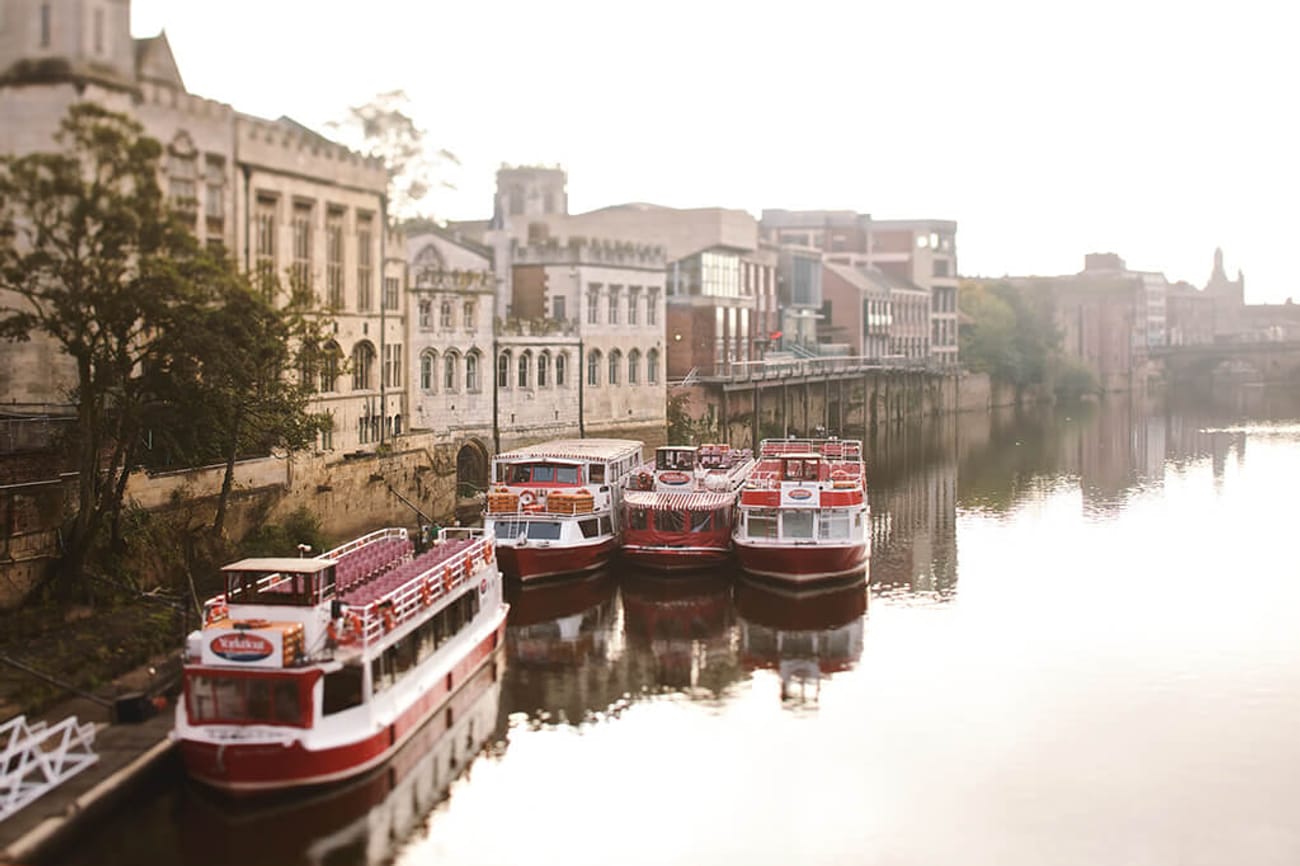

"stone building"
[820,263,893,359]
[509,237,666,441]
[0,0,403,452]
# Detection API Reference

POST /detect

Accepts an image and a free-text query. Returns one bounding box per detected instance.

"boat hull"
[734,540,867,584]
[495,536,617,582]
[179,616,507,796]
[620,543,731,573]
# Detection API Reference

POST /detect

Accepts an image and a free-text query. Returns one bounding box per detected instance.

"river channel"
[48,391,1300,866]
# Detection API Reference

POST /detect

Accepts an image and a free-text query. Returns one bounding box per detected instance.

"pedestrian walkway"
[0,711,173,864]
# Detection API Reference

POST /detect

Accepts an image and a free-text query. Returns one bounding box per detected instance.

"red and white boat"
[620,444,756,572]
[483,438,643,582]
[732,438,869,584]
[174,526,508,795]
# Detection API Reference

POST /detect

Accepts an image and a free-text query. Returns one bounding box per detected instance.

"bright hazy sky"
[132,0,1296,303]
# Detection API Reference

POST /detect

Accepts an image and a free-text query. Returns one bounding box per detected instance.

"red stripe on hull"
[734,541,867,584]
[180,616,508,795]
[620,545,730,573]
[496,537,616,582]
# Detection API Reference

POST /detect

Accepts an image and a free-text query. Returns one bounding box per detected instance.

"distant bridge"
[1147,340,1300,385]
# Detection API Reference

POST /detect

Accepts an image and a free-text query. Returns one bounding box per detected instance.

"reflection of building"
[0,1,403,451]
[868,421,958,597]
[734,578,866,704]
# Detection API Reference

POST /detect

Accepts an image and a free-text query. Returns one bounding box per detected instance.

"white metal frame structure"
[0,714,98,821]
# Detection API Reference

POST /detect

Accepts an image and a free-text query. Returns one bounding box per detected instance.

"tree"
[959,280,1058,391]
[158,268,333,537]
[328,90,458,221]
[0,104,209,587]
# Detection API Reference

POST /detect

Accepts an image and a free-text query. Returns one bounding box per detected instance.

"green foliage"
[959,280,1059,388]
[1053,358,1100,402]
[240,506,328,559]
[328,90,459,220]
[0,103,213,585]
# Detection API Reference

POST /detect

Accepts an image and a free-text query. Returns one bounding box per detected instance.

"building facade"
[0,0,401,453]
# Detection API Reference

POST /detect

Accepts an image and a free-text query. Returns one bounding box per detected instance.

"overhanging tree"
[0,103,207,586]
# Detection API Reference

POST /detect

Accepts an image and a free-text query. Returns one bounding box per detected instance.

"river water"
[51,391,1300,866]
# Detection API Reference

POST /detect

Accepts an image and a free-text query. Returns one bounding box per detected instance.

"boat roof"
[495,438,643,462]
[624,491,738,509]
[658,444,698,452]
[222,557,338,574]
[772,452,822,461]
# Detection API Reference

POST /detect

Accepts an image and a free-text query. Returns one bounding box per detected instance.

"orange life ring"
[205,602,228,626]
[326,620,340,646]
[518,490,536,508]
[484,542,494,563]
[420,579,433,607]
[381,606,395,633]
[463,558,473,579]
[335,612,363,646]
[443,567,454,593]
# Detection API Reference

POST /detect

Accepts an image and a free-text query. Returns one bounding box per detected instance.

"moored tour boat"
[620,444,756,572]
[483,438,643,582]
[174,526,508,795]
[732,438,869,584]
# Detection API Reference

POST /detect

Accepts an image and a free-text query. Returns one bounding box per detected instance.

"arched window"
[587,349,601,387]
[465,351,480,392]
[555,352,567,387]
[538,352,550,388]
[351,341,376,390]
[608,349,622,385]
[444,351,460,392]
[647,348,660,385]
[320,341,341,393]
[518,351,531,388]
[497,351,511,389]
[420,349,438,392]
[628,349,641,385]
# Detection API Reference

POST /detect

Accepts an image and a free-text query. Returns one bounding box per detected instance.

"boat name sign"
[204,630,283,668]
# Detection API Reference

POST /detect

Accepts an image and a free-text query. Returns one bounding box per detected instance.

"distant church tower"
[492,165,568,233]
[1205,247,1246,338]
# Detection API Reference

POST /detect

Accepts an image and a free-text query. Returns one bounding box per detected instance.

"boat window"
[589,464,605,483]
[510,464,533,483]
[323,664,364,715]
[690,510,712,532]
[599,515,613,535]
[526,522,562,540]
[746,510,778,539]
[556,466,579,484]
[657,450,695,470]
[224,570,313,607]
[533,465,555,483]
[246,680,272,720]
[494,519,523,539]
[629,508,648,531]
[715,509,729,529]
[782,511,815,539]
[394,633,417,675]
[820,511,852,540]
[658,510,685,532]
[186,674,307,726]
[579,518,600,538]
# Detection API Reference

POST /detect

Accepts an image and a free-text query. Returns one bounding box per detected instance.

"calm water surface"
[52,393,1300,866]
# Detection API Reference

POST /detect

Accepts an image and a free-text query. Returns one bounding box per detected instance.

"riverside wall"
[0,372,1031,609]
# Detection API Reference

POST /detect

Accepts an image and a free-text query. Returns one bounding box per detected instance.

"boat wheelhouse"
[175,527,508,795]
[483,438,643,582]
[732,438,869,584]
[620,444,756,572]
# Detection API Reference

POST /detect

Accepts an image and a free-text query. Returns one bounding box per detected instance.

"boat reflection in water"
[176,651,505,866]
[734,577,867,704]
[620,569,738,697]
[504,570,618,668]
